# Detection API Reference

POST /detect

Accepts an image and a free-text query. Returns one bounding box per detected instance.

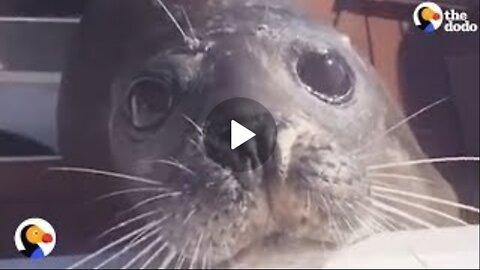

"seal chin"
[224,234,334,268]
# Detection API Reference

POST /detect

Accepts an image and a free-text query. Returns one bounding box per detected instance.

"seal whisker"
[158,247,177,269]
[371,181,396,188]
[49,167,162,186]
[183,208,197,224]
[319,195,343,244]
[336,203,358,240]
[368,172,435,184]
[97,210,165,240]
[370,199,436,228]
[362,213,390,233]
[183,115,204,137]
[352,97,449,155]
[120,192,183,215]
[95,187,169,201]
[189,232,205,269]
[372,192,468,226]
[122,235,165,269]
[372,185,480,213]
[345,202,381,235]
[356,201,409,231]
[142,158,195,176]
[95,225,162,269]
[128,223,159,247]
[201,241,213,269]
[153,0,199,49]
[180,7,197,42]
[175,238,192,269]
[367,156,479,171]
[140,241,169,269]
[68,220,161,269]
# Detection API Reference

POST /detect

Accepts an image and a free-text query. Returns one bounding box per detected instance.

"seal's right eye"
[127,77,173,129]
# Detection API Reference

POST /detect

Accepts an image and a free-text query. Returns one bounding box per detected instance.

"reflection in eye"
[128,77,174,129]
[296,50,354,104]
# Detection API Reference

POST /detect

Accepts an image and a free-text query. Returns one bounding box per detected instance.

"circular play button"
[204,98,277,172]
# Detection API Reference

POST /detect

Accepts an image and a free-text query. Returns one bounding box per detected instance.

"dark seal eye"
[128,77,173,129]
[296,50,354,104]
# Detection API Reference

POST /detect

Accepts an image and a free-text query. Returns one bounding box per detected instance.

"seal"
[57,0,475,268]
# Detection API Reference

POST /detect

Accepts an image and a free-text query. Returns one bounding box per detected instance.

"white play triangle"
[231,120,256,150]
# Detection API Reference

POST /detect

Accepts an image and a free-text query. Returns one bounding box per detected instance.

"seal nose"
[204,98,277,172]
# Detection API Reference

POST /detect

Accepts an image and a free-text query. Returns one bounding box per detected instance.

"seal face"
[58,0,460,268]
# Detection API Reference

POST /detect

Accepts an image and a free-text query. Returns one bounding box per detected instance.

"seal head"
[59,0,458,267]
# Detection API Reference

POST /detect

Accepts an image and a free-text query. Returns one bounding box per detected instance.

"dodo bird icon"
[14,218,56,259]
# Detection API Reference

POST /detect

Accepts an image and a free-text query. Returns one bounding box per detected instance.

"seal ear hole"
[127,77,174,129]
[296,50,354,104]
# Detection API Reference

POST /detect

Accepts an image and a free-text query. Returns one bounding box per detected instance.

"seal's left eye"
[296,50,354,104]
[128,77,173,129]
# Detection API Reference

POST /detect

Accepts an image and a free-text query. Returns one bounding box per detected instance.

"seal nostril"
[203,98,277,172]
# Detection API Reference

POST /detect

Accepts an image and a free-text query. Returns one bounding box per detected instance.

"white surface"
[231,120,256,150]
[324,225,479,269]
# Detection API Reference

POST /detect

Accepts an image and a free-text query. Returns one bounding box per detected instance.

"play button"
[203,98,277,172]
[231,120,256,150]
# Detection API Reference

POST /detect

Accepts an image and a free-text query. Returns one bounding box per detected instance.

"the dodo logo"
[14,218,56,259]
[413,2,443,33]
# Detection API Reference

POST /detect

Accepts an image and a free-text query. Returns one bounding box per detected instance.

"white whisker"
[356,201,407,231]
[49,167,162,186]
[180,7,197,40]
[122,236,165,269]
[143,158,195,175]
[97,210,164,240]
[202,242,212,270]
[68,221,160,269]
[373,192,468,225]
[189,232,204,269]
[345,202,380,235]
[368,172,434,184]
[95,226,161,269]
[183,208,197,224]
[372,185,480,213]
[371,199,436,229]
[320,195,343,243]
[141,242,169,269]
[153,0,199,49]
[158,248,177,269]
[367,156,479,170]
[126,221,156,247]
[371,181,395,188]
[121,192,182,215]
[175,238,192,269]
[337,203,358,238]
[183,114,203,136]
[353,97,448,155]
[96,187,168,201]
